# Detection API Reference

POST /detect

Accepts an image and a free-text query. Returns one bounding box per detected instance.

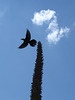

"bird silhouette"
[18,29,37,49]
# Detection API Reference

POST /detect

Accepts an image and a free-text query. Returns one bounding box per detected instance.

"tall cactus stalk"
[30,41,43,100]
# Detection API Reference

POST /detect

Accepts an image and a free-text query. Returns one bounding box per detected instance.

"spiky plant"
[30,41,43,100]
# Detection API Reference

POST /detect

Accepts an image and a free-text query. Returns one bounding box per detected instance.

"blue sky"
[0,0,75,100]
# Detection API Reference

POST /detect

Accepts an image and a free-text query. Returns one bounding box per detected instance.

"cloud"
[47,16,70,44]
[32,9,55,25]
[32,9,70,44]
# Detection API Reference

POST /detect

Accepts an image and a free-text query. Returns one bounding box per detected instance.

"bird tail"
[29,39,37,47]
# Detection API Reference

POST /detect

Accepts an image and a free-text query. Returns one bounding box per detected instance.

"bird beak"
[21,38,24,40]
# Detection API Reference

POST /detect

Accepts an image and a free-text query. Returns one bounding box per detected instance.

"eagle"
[18,29,37,48]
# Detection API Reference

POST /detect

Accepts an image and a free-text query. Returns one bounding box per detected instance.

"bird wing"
[29,39,37,47]
[26,29,31,40]
[18,42,28,49]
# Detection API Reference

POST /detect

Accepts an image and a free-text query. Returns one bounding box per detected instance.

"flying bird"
[18,29,37,49]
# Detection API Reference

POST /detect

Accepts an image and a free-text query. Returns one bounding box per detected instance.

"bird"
[18,29,37,49]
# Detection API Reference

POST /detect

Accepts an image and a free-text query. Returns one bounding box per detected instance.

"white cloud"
[47,16,70,44]
[32,9,55,25]
[47,27,70,44]
[32,9,70,44]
